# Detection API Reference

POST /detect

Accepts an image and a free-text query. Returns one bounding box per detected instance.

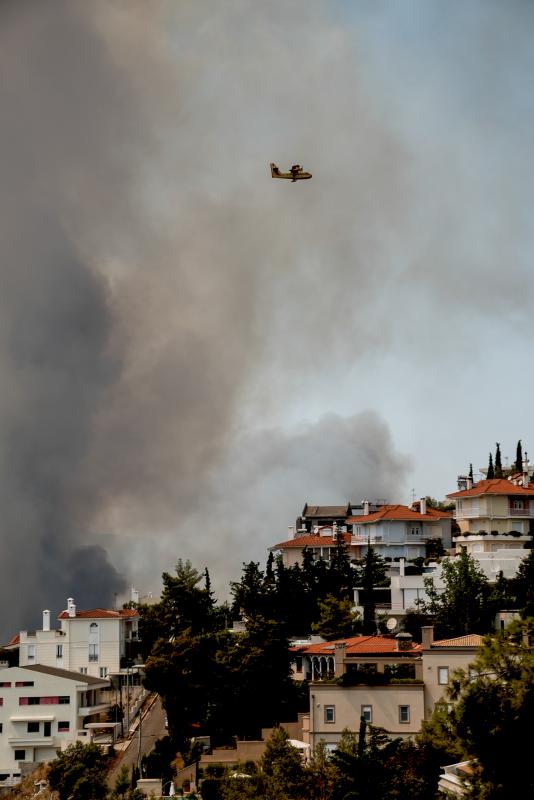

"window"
[0,723,3,733]
[19,696,70,706]
[438,667,449,685]
[99,667,108,678]
[361,705,372,723]
[324,705,335,724]
[294,656,302,673]
[399,705,410,724]
[15,682,34,687]
[0,698,3,707]
[513,499,524,509]
[27,645,35,662]
[0,682,11,688]
[14,750,25,761]
[80,667,88,675]
[88,623,99,662]
[58,721,70,732]
[56,644,63,659]
[27,722,39,733]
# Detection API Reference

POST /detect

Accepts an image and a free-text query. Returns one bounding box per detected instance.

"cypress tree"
[495,443,503,478]
[469,463,474,482]
[516,440,523,473]
[487,453,495,480]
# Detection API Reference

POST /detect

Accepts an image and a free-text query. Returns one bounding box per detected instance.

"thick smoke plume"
[1,1,532,633]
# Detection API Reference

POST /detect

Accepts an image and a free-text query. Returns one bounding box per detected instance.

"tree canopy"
[47,742,109,800]
[421,550,492,638]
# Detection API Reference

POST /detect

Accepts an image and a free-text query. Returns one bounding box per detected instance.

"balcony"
[78,703,110,716]
[351,536,383,545]
[8,736,55,747]
[456,508,534,519]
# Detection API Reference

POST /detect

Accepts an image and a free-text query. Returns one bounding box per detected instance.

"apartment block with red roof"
[18,598,139,679]
[447,474,534,560]
[271,499,452,568]
[296,628,483,748]
[347,499,452,561]
[420,626,484,718]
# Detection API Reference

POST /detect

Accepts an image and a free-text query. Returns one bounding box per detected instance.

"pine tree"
[495,442,503,478]
[487,452,495,479]
[516,440,523,473]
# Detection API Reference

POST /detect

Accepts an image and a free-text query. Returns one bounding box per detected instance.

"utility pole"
[126,666,130,733]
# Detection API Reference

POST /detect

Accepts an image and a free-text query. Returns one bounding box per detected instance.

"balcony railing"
[456,508,534,519]
[8,736,54,747]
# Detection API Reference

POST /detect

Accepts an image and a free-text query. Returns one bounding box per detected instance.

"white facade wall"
[0,667,109,786]
[19,611,139,678]
[352,519,449,560]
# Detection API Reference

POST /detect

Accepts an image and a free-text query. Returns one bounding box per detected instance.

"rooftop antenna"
[411,488,416,504]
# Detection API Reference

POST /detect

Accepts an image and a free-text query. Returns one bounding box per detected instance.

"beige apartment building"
[302,627,483,749]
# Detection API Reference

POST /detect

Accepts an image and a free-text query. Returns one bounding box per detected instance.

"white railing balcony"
[8,736,55,747]
[351,536,383,544]
[456,507,534,519]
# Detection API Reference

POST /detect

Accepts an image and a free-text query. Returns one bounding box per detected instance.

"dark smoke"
[3,1,531,632]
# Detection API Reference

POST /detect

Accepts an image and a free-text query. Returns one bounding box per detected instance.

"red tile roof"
[5,633,20,647]
[348,504,451,524]
[292,635,421,656]
[448,479,534,499]
[432,634,484,648]
[58,608,138,620]
[271,532,351,550]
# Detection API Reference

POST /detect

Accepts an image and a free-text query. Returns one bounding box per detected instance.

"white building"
[17,599,140,679]
[348,500,452,561]
[0,664,111,787]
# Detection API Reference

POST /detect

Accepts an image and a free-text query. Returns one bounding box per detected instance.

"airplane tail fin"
[270,163,279,177]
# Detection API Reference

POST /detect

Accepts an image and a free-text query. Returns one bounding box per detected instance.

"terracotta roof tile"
[432,634,484,647]
[448,479,534,499]
[58,608,138,620]
[271,532,351,550]
[348,504,451,524]
[292,635,421,656]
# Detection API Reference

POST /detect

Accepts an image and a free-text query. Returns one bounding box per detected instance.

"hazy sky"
[1,0,533,625]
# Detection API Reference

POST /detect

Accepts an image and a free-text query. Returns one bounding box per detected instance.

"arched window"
[88,623,99,662]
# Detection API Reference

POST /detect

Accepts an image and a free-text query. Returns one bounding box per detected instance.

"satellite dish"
[386,617,397,631]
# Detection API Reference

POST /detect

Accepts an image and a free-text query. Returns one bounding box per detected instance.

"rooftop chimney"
[421,626,434,650]
[363,500,370,516]
[42,610,50,632]
[523,453,529,488]
[420,497,427,515]
[395,632,413,651]
[288,525,295,539]
[67,598,76,618]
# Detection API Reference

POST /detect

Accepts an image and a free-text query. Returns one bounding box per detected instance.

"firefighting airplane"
[270,163,312,182]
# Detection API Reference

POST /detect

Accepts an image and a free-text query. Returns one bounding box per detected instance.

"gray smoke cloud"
[1,1,532,632]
